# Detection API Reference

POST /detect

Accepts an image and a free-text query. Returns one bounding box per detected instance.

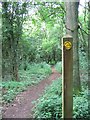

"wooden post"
[62,35,73,118]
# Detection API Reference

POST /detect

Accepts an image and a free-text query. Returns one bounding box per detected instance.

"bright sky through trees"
[79,0,87,14]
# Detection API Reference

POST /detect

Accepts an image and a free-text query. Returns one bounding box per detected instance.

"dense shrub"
[73,89,89,118]
[2,62,52,103]
[33,78,62,119]
[33,78,89,119]
[79,52,88,87]
[19,62,52,75]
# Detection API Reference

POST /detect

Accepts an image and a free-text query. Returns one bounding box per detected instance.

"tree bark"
[11,4,19,81]
[65,2,81,92]
[88,1,90,114]
[88,1,90,90]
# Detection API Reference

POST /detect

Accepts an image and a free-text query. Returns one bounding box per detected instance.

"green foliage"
[2,81,27,103]
[2,2,28,80]
[33,78,89,119]
[79,52,88,71]
[33,78,62,119]
[73,89,89,118]
[2,63,52,103]
[79,51,88,86]
[19,62,52,75]
[55,62,62,73]
[2,2,63,81]
[20,2,63,64]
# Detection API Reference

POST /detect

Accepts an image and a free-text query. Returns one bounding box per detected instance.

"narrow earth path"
[3,67,61,118]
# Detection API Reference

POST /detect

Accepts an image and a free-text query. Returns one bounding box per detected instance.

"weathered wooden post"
[62,35,73,118]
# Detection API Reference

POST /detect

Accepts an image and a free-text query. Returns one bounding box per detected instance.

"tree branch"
[79,21,89,35]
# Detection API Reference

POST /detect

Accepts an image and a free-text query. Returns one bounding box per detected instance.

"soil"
[2,67,61,118]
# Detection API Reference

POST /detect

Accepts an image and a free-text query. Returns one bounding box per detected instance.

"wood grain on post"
[62,35,73,118]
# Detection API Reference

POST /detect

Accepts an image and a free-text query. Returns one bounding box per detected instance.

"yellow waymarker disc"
[64,41,72,50]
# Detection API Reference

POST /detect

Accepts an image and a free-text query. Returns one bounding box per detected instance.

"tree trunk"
[88,1,90,90]
[88,1,90,114]
[65,2,81,92]
[11,4,19,81]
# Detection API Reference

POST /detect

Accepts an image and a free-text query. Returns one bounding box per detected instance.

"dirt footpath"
[2,67,60,118]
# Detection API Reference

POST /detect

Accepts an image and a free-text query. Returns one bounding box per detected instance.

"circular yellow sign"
[64,41,72,50]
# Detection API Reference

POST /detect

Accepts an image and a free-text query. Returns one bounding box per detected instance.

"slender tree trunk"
[88,1,90,91]
[11,4,19,81]
[11,37,19,81]
[88,1,90,114]
[65,2,81,92]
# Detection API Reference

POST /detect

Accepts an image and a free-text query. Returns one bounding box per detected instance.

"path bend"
[3,67,61,118]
